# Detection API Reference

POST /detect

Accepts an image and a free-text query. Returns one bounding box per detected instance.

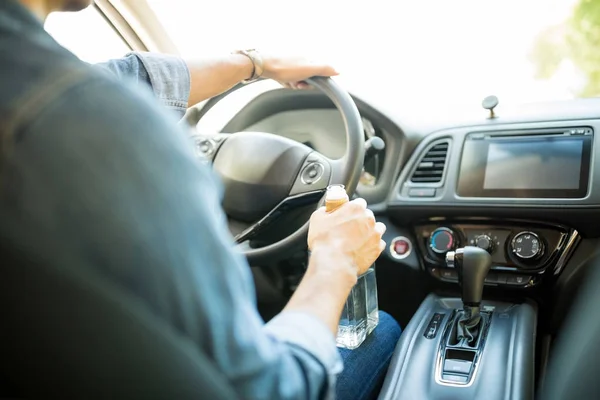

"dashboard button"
[429,227,456,254]
[485,272,499,284]
[511,231,544,260]
[474,234,495,253]
[495,274,508,285]
[442,374,469,384]
[428,267,440,278]
[506,275,531,286]
[444,359,473,375]
[424,312,445,339]
[390,236,412,259]
[408,188,436,197]
[440,269,458,282]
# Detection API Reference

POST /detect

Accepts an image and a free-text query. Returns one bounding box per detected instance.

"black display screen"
[457,134,592,198]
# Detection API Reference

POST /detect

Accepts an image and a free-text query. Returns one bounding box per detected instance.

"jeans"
[336,311,402,400]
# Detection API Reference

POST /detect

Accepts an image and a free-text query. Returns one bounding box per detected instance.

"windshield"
[148,0,596,120]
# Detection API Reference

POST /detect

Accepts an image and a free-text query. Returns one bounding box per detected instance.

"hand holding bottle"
[307,185,386,276]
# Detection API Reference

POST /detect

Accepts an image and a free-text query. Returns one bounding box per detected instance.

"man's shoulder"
[0,36,116,135]
[0,39,174,145]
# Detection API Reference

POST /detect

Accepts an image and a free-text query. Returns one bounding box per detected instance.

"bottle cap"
[326,184,347,201]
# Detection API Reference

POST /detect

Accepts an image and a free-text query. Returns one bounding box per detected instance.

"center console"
[379,122,596,399]
[378,247,537,400]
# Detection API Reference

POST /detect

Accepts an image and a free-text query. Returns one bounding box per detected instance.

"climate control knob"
[429,227,456,254]
[474,234,495,253]
[510,231,544,260]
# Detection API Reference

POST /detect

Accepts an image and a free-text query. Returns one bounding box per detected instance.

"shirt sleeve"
[8,70,338,400]
[265,312,344,400]
[96,51,190,119]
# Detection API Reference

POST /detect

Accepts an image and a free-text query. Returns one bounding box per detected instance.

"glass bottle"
[325,185,379,349]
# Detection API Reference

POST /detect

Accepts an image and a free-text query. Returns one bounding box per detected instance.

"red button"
[393,238,411,256]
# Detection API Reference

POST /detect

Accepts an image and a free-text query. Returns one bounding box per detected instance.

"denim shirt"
[95,52,190,119]
[0,1,341,399]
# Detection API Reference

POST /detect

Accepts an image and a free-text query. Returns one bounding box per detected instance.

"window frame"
[93,1,147,52]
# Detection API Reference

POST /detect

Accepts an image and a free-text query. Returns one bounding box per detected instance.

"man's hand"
[307,198,386,278]
[262,55,339,90]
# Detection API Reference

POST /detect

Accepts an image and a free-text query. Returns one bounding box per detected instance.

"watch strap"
[233,49,264,84]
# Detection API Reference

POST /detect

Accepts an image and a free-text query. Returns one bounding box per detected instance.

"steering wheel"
[187,77,364,264]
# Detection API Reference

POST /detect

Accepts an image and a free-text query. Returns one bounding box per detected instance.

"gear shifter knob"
[446,246,492,306]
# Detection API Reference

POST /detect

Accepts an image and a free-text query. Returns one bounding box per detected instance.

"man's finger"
[311,64,339,77]
[375,222,387,236]
[350,198,368,209]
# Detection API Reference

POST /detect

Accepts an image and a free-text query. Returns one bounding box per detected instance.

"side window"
[45,7,131,64]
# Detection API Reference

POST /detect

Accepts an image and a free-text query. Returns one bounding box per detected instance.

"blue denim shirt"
[0,1,341,399]
[95,52,190,119]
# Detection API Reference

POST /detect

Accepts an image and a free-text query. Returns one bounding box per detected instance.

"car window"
[45,6,131,64]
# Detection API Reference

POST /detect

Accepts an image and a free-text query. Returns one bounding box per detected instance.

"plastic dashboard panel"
[387,119,600,237]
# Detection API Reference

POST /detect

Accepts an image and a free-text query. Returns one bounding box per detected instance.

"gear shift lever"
[446,246,492,345]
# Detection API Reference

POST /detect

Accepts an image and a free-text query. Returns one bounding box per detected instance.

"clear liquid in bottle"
[325,185,380,349]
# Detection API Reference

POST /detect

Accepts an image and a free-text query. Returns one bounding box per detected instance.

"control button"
[429,227,456,254]
[424,313,445,339]
[440,269,458,282]
[495,273,508,285]
[195,139,215,156]
[442,374,469,384]
[511,231,544,260]
[474,234,494,253]
[506,275,531,286]
[408,188,436,197]
[300,162,324,185]
[443,359,473,375]
[390,236,412,260]
[485,272,499,284]
[445,251,456,268]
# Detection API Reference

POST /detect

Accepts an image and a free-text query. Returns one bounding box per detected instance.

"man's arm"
[7,70,350,399]
[98,51,338,111]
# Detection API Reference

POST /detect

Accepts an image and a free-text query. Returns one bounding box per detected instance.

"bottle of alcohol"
[325,185,379,349]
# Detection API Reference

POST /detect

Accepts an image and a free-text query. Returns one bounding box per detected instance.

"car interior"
[6,0,600,399]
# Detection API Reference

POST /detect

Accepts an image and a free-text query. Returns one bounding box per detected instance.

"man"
[0,0,401,399]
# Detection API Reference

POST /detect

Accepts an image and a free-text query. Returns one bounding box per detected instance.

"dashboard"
[202,87,600,296]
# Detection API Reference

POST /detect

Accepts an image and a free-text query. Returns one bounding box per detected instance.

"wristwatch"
[233,49,264,84]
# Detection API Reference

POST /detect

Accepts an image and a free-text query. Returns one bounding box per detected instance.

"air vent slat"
[409,141,449,184]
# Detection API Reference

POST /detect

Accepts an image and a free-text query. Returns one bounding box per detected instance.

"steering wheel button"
[301,162,324,184]
[196,139,215,155]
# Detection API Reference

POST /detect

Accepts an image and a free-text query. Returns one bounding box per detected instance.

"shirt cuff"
[129,51,191,116]
[264,311,343,399]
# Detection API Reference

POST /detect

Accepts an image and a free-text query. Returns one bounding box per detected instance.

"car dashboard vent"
[410,141,449,184]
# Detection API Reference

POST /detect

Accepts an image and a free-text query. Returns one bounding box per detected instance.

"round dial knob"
[429,228,456,254]
[474,234,494,253]
[511,231,544,260]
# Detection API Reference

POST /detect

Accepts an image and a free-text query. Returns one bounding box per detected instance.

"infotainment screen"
[457,131,592,198]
